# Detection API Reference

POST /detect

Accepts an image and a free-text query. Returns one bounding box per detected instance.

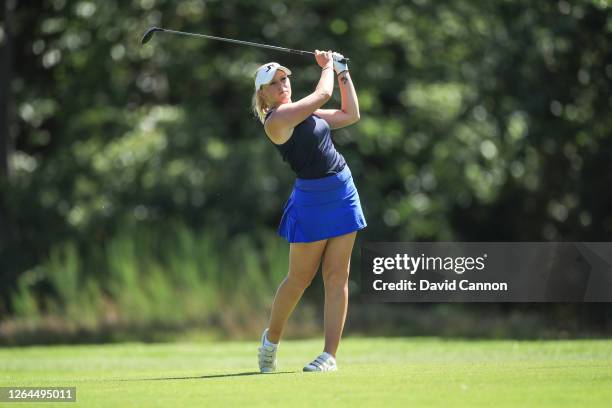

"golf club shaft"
[143,27,349,62]
[158,28,314,57]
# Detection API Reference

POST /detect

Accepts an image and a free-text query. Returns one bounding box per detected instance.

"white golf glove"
[332,52,348,75]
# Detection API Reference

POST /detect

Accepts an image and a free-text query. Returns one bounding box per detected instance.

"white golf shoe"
[258,328,278,373]
[303,352,337,372]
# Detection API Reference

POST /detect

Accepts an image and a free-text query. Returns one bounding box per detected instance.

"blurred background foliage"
[0,0,611,344]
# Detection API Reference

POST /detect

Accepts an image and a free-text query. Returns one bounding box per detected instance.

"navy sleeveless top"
[265,111,346,179]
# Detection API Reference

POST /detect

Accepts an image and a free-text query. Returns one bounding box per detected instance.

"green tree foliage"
[1,0,611,322]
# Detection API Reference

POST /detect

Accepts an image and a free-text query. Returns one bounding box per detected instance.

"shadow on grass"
[119,371,297,381]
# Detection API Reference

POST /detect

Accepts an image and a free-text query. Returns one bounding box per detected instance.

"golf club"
[140,26,349,63]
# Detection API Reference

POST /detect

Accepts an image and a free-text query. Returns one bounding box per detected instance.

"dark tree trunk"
[0,0,14,249]
[0,1,13,178]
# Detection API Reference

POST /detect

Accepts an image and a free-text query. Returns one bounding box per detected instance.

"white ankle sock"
[321,352,334,360]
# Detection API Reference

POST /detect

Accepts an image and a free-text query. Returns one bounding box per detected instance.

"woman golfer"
[252,50,366,373]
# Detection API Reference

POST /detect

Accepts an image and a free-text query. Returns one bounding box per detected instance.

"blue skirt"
[278,166,367,243]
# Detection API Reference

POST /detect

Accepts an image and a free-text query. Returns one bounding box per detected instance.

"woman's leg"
[321,231,357,357]
[266,239,328,344]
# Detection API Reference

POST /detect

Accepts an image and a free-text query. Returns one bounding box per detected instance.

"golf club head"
[141,27,162,45]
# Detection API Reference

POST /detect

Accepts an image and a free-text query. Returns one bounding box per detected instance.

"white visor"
[254,62,292,91]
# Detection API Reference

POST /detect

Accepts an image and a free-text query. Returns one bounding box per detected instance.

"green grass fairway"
[1,337,611,407]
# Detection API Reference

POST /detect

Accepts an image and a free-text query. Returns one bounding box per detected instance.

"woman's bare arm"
[314,70,360,130]
[265,51,335,144]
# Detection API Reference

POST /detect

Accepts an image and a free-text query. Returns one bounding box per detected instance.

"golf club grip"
[289,49,314,56]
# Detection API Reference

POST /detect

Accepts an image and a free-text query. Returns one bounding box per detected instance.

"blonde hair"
[252,88,270,124]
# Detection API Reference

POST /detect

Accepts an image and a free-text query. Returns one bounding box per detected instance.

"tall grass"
[1,223,290,345]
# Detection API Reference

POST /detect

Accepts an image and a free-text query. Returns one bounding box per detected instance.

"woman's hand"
[315,49,334,69]
[332,52,348,75]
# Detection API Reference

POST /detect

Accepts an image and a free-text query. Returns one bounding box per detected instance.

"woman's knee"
[286,269,316,290]
[323,267,349,290]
